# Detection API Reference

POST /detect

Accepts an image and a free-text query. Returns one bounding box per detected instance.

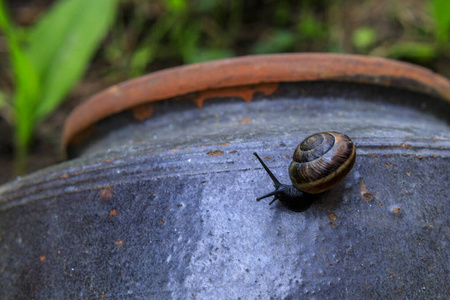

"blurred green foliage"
[0,0,117,173]
[352,27,377,51]
[431,0,450,43]
[105,0,450,80]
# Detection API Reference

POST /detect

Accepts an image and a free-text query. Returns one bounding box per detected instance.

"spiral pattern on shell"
[288,131,356,194]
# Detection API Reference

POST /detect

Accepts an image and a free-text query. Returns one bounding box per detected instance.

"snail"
[254,131,356,212]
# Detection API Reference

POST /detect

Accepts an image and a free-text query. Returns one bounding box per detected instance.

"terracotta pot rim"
[62,53,450,150]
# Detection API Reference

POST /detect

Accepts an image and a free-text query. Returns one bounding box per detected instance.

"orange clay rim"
[63,53,450,149]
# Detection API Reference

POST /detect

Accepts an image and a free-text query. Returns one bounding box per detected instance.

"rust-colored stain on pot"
[191,83,279,108]
[114,240,124,247]
[360,180,373,202]
[109,208,118,217]
[131,103,154,121]
[239,118,252,124]
[206,150,224,157]
[63,54,450,150]
[400,143,413,149]
[99,185,113,201]
[367,153,379,163]
[328,212,338,221]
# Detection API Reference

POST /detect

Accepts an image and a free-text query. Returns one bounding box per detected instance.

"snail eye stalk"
[253,152,281,189]
[253,152,301,206]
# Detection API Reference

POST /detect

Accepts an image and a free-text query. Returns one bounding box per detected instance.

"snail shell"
[288,131,356,194]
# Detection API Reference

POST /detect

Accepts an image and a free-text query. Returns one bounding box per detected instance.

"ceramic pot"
[1,54,449,299]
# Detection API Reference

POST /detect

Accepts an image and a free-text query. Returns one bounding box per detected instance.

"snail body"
[254,131,356,212]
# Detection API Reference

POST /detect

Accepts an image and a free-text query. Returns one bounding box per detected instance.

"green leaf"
[197,0,220,13]
[0,0,13,35]
[10,41,41,150]
[386,42,437,62]
[165,0,187,14]
[185,48,234,63]
[130,46,155,77]
[352,27,377,49]
[0,90,7,110]
[431,0,450,43]
[297,8,325,40]
[173,21,201,63]
[252,30,296,54]
[0,1,40,146]
[26,0,118,122]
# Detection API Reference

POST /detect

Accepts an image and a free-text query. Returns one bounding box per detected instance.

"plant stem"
[14,132,28,176]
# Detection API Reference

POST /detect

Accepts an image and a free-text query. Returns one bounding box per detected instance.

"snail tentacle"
[253,152,313,212]
[253,152,281,188]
